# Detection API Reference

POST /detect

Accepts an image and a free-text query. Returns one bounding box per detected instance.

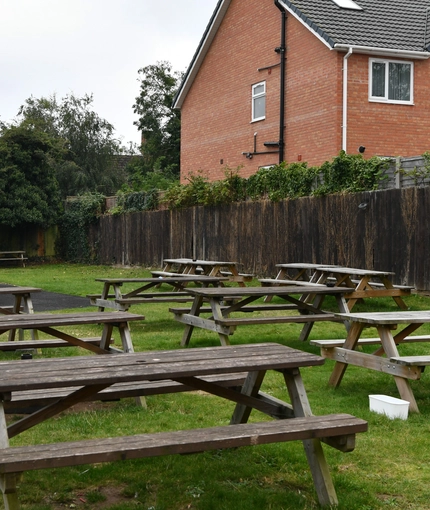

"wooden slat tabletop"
[95,276,227,283]
[317,266,395,276]
[0,343,324,392]
[0,311,144,329]
[186,285,349,297]
[0,287,41,295]
[334,311,430,325]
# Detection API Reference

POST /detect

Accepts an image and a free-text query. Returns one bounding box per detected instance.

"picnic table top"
[0,343,324,393]
[95,276,228,284]
[185,285,349,298]
[334,311,430,325]
[0,251,26,255]
[316,266,395,276]
[275,263,337,269]
[164,258,240,266]
[0,311,144,329]
[0,286,41,295]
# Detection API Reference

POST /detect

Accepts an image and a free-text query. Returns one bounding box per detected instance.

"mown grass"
[0,263,430,509]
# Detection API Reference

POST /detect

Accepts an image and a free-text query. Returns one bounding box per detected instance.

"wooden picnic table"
[0,311,144,355]
[89,275,228,311]
[262,263,412,310]
[170,285,351,346]
[156,258,253,286]
[0,251,27,267]
[311,311,430,413]
[0,286,41,341]
[0,343,367,508]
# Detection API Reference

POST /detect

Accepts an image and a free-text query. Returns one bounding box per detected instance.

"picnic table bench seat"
[215,313,342,327]
[0,414,367,507]
[310,335,430,349]
[3,372,248,414]
[151,270,183,277]
[169,303,300,315]
[220,270,254,281]
[348,279,414,291]
[390,355,430,366]
[0,337,106,352]
[0,252,27,267]
[259,278,326,287]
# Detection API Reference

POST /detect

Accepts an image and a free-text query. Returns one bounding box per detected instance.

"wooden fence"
[90,185,430,291]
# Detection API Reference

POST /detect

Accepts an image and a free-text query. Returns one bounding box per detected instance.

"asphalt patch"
[0,285,90,312]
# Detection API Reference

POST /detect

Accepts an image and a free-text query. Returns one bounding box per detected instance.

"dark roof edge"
[279,0,336,48]
[173,0,230,109]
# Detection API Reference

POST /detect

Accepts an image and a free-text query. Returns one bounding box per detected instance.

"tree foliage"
[132,61,182,177]
[0,124,63,228]
[17,93,126,198]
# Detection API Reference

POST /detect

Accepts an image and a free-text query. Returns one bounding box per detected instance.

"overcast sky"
[0,0,218,148]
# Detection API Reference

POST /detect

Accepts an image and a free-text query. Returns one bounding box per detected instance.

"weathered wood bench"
[390,355,430,366]
[349,279,414,291]
[215,314,342,327]
[3,372,247,414]
[220,270,254,282]
[0,337,107,352]
[259,278,325,287]
[151,270,184,277]
[169,304,300,315]
[0,251,27,267]
[88,293,194,307]
[310,335,430,349]
[0,414,367,508]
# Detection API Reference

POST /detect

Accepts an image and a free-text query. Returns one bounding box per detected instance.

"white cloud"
[0,0,218,146]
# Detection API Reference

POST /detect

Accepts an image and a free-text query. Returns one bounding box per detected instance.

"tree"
[17,93,127,198]
[0,124,63,228]
[133,61,183,177]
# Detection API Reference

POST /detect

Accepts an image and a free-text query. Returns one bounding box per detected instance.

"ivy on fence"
[57,192,105,262]
[162,151,389,209]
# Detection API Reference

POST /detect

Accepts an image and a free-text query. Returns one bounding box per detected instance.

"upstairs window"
[331,0,362,10]
[369,59,413,104]
[252,81,266,121]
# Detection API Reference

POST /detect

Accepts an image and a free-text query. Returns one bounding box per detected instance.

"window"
[252,81,266,121]
[331,0,362,10]
[369,59,413,104]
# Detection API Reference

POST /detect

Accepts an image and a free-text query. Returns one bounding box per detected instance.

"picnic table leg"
[298,293,325,342]
[180,295,204,347]
[22,294,39,342]
[230,370,266,424]
[328,321,364,387]
[377,326,419,413]
[284,368,338,506]
[380,277,409,310]
[210,298,231,346]
[0,403,20,510]
[117,323,135,354]
[8,296,21,342]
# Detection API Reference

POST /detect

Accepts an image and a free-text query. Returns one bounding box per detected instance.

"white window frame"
[369,58,414,105]
[252,81,266,122]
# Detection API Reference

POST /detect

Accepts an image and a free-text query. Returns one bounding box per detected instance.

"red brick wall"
[180,0,281,182]
[346,53,430,158]
[284,17,342,166]
[180,1,430,182]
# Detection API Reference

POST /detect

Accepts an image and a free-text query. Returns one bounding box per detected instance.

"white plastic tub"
[369,394,410,420]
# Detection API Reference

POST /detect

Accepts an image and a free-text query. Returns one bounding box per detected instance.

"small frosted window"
[252,82,266,121]
[331,0,363,10]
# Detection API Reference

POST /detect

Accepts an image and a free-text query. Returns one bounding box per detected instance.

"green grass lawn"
[0,263,430,509]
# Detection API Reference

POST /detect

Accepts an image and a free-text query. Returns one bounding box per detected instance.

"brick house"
[173,0,430,182]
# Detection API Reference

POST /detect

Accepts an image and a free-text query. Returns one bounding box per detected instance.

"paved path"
[0,285,89,311]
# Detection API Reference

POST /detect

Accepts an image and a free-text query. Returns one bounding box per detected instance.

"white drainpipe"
[342,47,353,152]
